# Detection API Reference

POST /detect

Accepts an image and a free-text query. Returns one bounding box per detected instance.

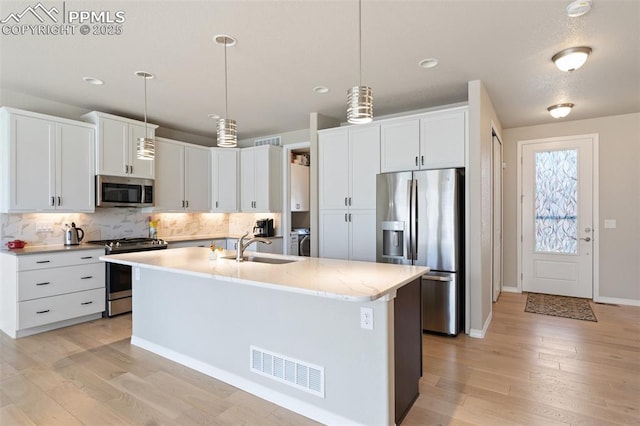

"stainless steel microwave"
[96,175,154,207]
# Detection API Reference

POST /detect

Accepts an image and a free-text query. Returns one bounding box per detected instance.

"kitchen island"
[102,247,427,425]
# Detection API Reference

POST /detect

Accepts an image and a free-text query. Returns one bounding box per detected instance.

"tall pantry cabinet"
[318,125,380,262]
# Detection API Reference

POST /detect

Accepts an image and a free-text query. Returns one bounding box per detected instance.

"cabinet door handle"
[182,200,185,208]
[215,201,219,208]
[125,165,129,174]
[345,213,348,222]
[129,165,133,174]
[349,213,352,222]
[81,301,93,305]
[349,197,352,206]
[35,282,51,286]
[36,309,50,314]
[51,196,55,206]
[415,156,418,166]
[186,200,189,208]
[57,196,61,206]
[80,276,93,280]
[421,155,424,166]
[345,197,348,206]
[80,256,93,259]
[36,260,51,264]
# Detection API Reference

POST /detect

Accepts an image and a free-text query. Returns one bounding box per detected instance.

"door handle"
[580,237,591,242]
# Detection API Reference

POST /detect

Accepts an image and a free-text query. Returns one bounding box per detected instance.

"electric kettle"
[63,222,85,246]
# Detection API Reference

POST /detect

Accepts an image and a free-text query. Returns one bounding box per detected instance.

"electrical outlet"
[35,222,52,232]
[360,307,373,330]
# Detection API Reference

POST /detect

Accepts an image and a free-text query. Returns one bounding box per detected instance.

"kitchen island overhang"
[101,247,427,425]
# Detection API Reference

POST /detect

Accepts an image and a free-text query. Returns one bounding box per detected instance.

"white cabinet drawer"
[17,249,103,271]
[18,263,105,301]
[18,288,105,330]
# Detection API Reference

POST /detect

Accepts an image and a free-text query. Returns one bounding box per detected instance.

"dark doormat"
[525,292,597,322]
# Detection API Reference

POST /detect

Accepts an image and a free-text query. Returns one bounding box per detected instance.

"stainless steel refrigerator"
[376,169,464,335]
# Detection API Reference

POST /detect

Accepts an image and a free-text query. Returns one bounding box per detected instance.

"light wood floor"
[1,292,638,425]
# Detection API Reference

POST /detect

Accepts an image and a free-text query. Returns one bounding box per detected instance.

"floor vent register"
[250,346,324,397]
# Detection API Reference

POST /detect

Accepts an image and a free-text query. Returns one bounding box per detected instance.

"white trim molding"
[469,311,492,338]
[593,296,640,307]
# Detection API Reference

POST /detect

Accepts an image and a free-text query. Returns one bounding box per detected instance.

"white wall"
[467,80,503,336]
[503,113,640,304]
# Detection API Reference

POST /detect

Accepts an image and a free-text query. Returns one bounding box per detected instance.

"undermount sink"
[220,255,298,265]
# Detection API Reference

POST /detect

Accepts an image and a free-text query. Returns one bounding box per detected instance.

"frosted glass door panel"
[534,149,578,254]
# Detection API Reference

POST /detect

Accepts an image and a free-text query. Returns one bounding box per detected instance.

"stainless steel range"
[88,237,168,317]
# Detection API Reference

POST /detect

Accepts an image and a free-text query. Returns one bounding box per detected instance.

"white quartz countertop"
[0,243,104,256]
[101,247,428,302]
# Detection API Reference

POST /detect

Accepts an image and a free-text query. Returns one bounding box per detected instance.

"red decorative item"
[6,240,27,249]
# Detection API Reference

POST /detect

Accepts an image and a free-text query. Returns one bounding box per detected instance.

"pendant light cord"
[358,0,362,86]
[143,74,149,138]
[224,40,229,118]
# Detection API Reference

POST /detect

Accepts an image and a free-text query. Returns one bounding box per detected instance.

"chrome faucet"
[236,232,272,262]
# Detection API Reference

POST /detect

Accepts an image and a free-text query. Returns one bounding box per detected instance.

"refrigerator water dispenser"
[382,221,404,258]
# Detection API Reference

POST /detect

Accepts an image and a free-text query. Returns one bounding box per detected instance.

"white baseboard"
[593,296,640,307]
[501,286,520,293]
[131,336,360,426]
[469,311,492,339]
[16,312,103,338]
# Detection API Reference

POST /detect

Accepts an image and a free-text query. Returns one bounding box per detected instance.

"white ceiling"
[1,0,639,145]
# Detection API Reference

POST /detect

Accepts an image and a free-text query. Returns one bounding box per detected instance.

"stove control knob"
[115,241,120,248]
[108,242,114,249]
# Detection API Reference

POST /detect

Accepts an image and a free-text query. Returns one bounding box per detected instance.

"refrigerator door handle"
[406,179,413,262]
[409,179,418,261]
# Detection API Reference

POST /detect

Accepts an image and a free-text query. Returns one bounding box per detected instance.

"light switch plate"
[604,219,616,229]
[35,222,52,232]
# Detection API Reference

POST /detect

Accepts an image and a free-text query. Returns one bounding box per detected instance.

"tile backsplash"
[1,210,281,247]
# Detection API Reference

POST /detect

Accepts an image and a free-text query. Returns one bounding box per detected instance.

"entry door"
[492,134,503,302]
[521,137,594,298]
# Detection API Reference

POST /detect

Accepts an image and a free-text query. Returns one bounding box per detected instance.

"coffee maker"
[253,218,274,237]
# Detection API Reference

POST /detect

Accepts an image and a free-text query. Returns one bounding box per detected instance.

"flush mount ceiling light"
[214,34,237,148]
[418,58,439,69]
[347,0,373,124]
[552,46,592,72]
[135,71,155,160]
[566,0,592,17]
[313,86,329,94]
[83,76,104,85]
[547,103,574,118]
[207,113,220,119]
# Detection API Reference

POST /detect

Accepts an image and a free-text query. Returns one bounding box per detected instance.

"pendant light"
[215,34,237,147]
[135,71,155,160]
[347,0,373,124]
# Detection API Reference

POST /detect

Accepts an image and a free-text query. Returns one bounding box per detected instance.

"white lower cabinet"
[0,249,105,338]
[319,210,376,262]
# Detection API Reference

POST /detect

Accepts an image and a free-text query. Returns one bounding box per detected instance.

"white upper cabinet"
[82,111,157,179]
[319,125,380,211]
[154,138,210,212]
[290,163,310,212]
[240,145,282,212]
[380,119,420,172]
[420,108,467,169]
[211,148,239,212]
[380,107,467,172]
[0,108,95,213]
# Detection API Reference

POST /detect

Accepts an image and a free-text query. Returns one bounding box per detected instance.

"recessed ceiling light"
[83,76,104,85]
[208,113,220,119]
[566,0,592,17]
[313,86,329,94]
[552,46,592,72]
[547,103,574,118]
[418,58,439,69]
